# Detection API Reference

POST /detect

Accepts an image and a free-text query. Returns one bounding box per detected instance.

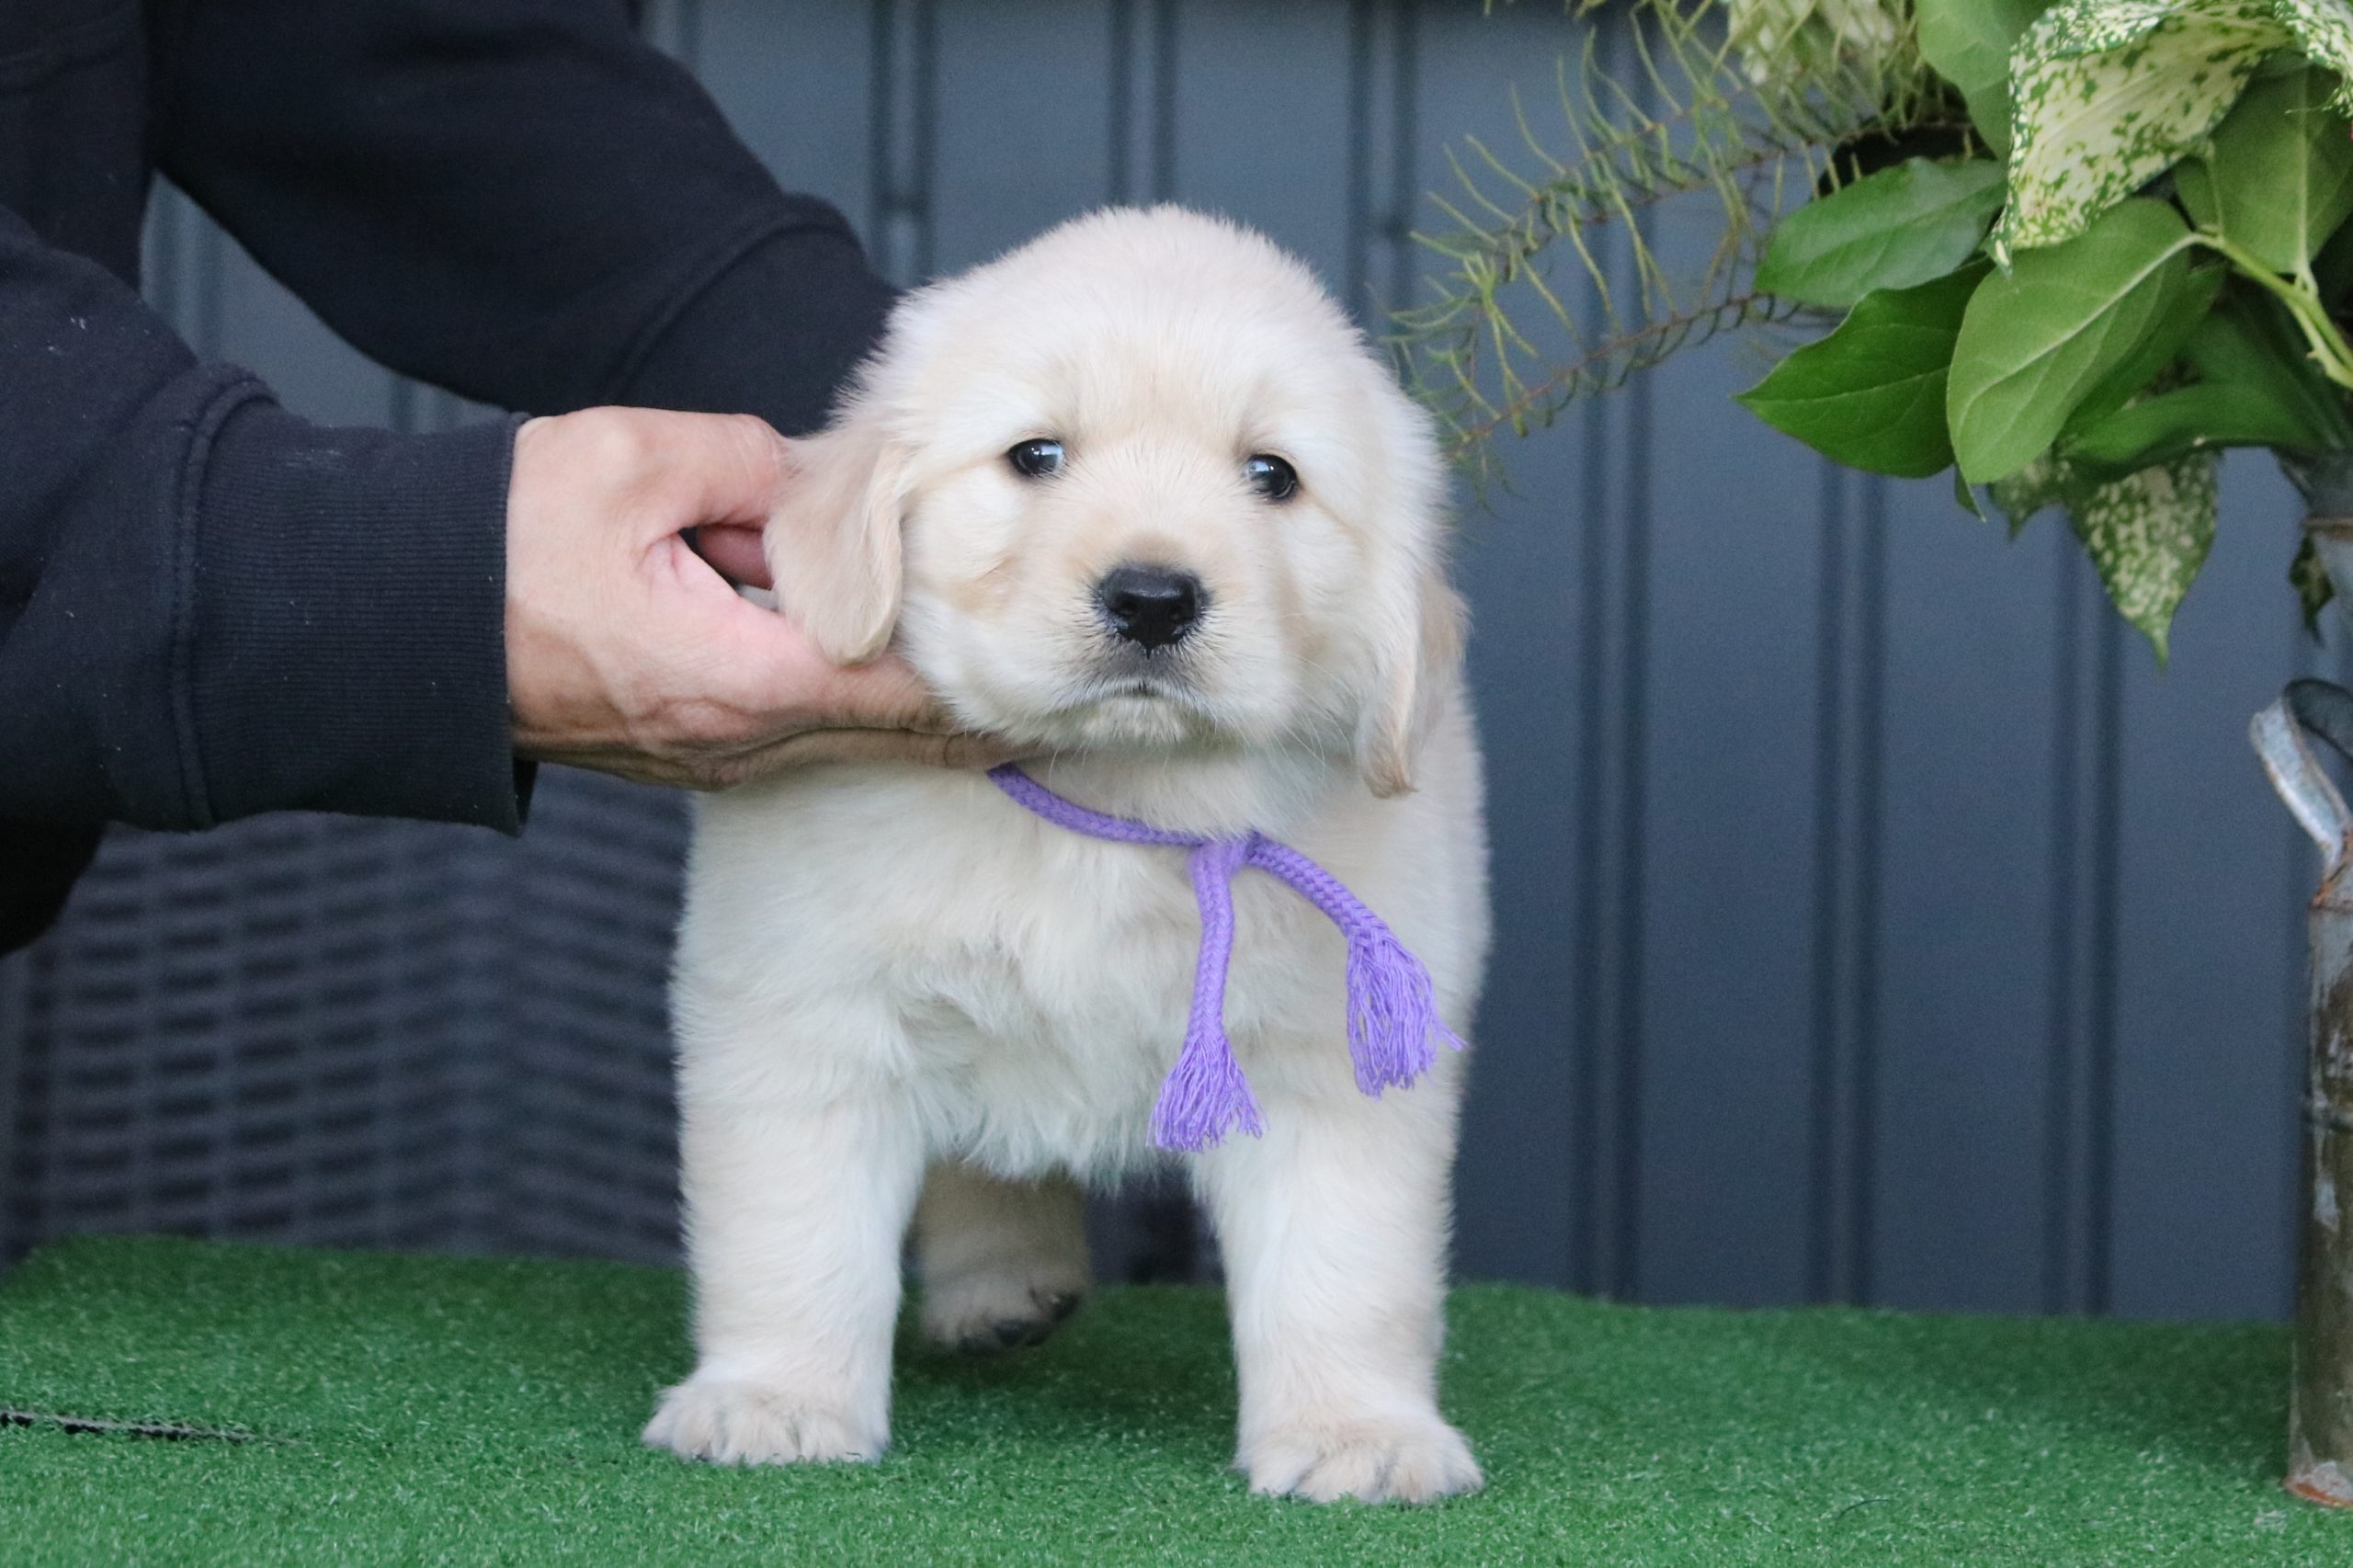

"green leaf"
[2179,283,2353,445]
[1917,0,2054,153]
[1758,160,2006,309]
[2176,64,2353,272]
[1955,468,1990,517]
[2059,263,2225,436]
[2294,533,2338,631]
[1996,0,2289,256]
[2063,381,2314,469]
[1735,267,1985,478]
[1949,199,2197,483]
[2069,450,2221,659]
[2060,281,2353,486]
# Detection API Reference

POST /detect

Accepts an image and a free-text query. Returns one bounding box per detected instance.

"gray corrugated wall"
[1,0,2336,1318]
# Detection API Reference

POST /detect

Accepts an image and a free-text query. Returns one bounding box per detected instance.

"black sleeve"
[147,0,897,437]
[4,0,894,846]
[0,207,525,836]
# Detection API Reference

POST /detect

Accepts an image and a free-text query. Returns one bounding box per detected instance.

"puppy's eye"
[1244,453,1298,502]
[1007,438,1065,479]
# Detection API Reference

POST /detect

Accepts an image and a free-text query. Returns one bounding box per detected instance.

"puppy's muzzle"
[1096,563,1205,652]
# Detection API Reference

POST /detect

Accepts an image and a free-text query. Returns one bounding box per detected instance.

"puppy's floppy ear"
[762,415,910,665]
[1358,560,1466,799]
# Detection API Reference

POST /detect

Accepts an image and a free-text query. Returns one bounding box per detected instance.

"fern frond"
[1397,0,1949,471]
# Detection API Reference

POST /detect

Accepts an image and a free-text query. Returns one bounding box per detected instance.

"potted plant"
[1402,0,2353,651]
[1398,0,2353,1503]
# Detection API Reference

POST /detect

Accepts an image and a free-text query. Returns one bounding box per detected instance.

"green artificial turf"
[0,1237,2347,1565]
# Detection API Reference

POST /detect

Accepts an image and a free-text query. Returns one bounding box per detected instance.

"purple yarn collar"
[987,764,1462,1152]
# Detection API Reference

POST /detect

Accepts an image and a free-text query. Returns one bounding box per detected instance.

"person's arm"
[0,218,996,850]
[0,2,964,957]
[145,0,896,438]
[0,208,523,835]
[7,0,906,824]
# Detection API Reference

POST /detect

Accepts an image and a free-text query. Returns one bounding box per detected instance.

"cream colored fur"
[645,207,1491,1504]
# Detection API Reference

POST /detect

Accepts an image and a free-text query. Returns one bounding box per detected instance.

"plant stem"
[2194,231,2353,390]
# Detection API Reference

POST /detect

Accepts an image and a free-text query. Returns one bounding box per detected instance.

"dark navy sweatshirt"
[0,0,895,950]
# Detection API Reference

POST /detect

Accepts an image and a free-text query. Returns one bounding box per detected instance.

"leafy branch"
[1395,0,1949,471]
[1413,0,2353,654]
[2199,230,2353,387]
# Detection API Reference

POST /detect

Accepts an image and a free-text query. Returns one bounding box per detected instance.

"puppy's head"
[768,206,1460,794]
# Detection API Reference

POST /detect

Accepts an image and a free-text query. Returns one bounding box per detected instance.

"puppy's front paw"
[642,1377,884,1466]
[1244,1415,1483,1504]
[919,1265,1086,1355]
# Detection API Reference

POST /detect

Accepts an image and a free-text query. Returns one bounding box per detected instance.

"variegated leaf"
[1987,427,2222,653]
[1995,0,2288,256]
[2068,449,2221,657]
[1991,452,2071,537]
[2175,63,2353,273]
[2275,0,2353,105]
[1727,0,1904,85]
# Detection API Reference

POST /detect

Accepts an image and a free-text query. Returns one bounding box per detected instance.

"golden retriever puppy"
[646,206,1490,1504]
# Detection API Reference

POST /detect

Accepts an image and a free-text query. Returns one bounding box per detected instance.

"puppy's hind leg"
[914,1161,1091,1353]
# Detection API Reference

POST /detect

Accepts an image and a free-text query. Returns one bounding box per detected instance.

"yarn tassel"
[1342,922,1463,1096]
[987,767,1462,1143]
[1150,839,1262,1151]
[1149,1013,1264,1152]
[1242,835,1464,1100]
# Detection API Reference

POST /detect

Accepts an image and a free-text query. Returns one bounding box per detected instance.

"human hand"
[504,407,1013,788]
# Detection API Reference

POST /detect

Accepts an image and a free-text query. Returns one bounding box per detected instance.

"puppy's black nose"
[1097,564,1204,650]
